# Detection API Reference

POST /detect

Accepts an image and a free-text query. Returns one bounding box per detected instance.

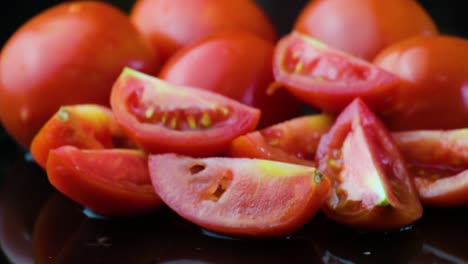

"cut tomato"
[46,146,163,216]
[393,129,468,207]
[110,68,260,156]
[148,154,330,237]
[273,32,402,113]
[316,99,422,230]
[227,114,334,166]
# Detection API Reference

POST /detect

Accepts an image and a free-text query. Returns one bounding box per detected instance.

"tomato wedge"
[393,129,468,207]
[110,68,260,156]
[148,154,330,237]
[46,146,163,216]
[227,114,334,166]
[273,32,402,113]
[316,99,422,230]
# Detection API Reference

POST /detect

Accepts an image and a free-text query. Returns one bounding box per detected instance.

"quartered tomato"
[46,146,163,216]
[273,32,402,114]
[316,99,422,230]
[148,154,330,237]
[160,31,299,128]
[110,68,260,156]
[393,129,468,207]
[227,114,334,166]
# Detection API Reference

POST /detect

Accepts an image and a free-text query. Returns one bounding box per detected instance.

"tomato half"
[374,35,468,130]
[159,31,299,128]
[316,99,422,230]
[273,32,402,114]
[110,68,260,156]
[393,129,468,207]
[46,146,163,216]
[294,0,437,61]
[0,1,160,148]
[227,114,334,167]
[148,154,330,237]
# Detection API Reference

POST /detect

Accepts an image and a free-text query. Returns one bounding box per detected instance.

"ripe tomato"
[273,32,402,113]
[316,99,422,230]
[374,35,468,130]
[159,31,299,128]
[46,146,163,216]
[0,1,160,148]
[130,0,276,62]
[393,129,468,207]
[110,68,260,156]
[294,0,438,60]
[148,153,330,237]
[227,114,334,166]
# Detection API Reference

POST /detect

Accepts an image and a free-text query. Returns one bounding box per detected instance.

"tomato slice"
[148,154,330,237]
[46,146,163,216]
[110,68,260,156]
[316,99,422,230]
[227,114,334,166]
[393,129,468,207]
[273,32,402,113]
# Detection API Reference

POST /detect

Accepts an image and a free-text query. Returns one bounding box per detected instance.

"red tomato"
[227,114,334,166]
[316,99,422,230]
[110,68,260,156]
[0,1,160,148]
[294,0,438,61]
[273,32,402,113]
[46,146,163,216]
[148,153,330,237]
[159,31,299,128]
[130,0,276,62]
[393,129,468,207]
[374,35,468,130]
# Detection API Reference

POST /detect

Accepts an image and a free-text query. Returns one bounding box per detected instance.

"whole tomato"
[130,0,276,62]
[374,35,468,130]
[0,1,160,148]
[294,0,438,61]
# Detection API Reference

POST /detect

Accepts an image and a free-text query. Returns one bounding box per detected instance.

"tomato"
[273,32,402,113]
[316,99,422,230]
[374,35,468,130]
[159,31,299,128]
[130,0,276,62]
[46,146,163,216]
[227,114,334,166]
[0,1,160,148]
[393,129,468,207]
[110,68,260,156]
[294,0,437,61]
[148,153,330,237]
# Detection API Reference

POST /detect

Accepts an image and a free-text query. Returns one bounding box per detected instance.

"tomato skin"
[316,99,422,230]
[160,31,299,128]
[46,146,163,216]
[374,35,468,130]
[130,0,276,62]
[148,154,330,237]
[0,1,160,148]
[294,0,437,61]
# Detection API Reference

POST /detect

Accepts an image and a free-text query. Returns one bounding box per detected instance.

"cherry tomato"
[0,1,160,148]
[374,35,468,130]
[393,129,468,207]
[160,31,299,128]
[148,153,330,237]
[316,99,422,230]
[130,0,276,62]
[110,68,260,157]
[227,114,334,167]
[294,0,438,60]
[46,146,163,216]
[273,32,402,113]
